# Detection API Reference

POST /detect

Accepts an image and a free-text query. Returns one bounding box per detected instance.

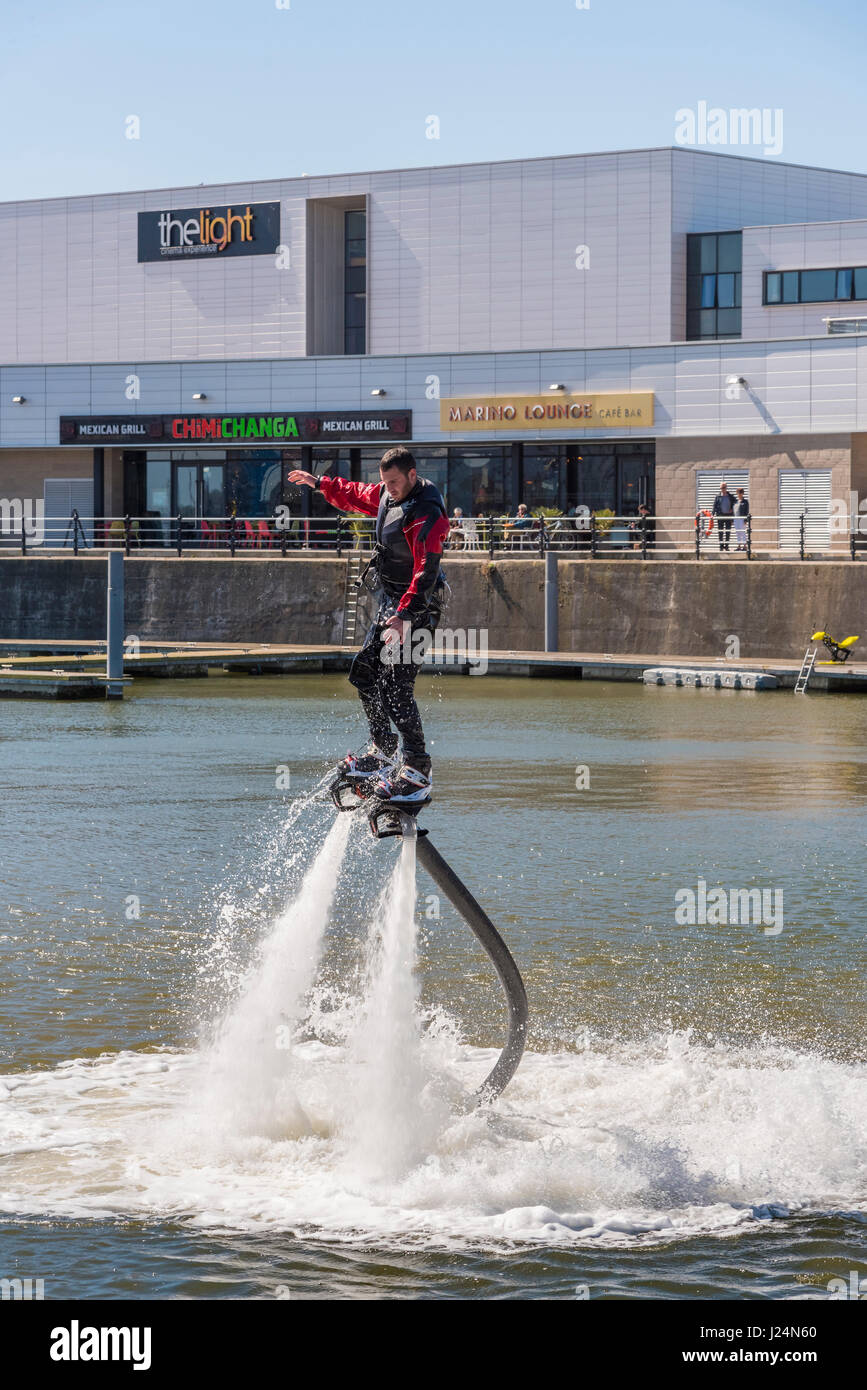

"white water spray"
[343,833,448,1180]
[202,812,353,1138]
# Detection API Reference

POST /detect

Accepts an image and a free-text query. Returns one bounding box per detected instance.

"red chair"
[201,518,215,548]
[256,519,274,548]
[241,519,255,548]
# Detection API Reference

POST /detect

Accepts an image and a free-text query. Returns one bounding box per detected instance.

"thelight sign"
[440,393,655,430]
[137,202,281,261]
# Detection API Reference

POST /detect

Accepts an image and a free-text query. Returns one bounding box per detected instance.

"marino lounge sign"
[440,393,654,430]
[59,412,412,445]
[137,202,281,261]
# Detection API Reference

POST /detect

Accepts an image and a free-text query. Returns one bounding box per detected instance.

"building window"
[310,448,351,482]
[361,446,504,514]
[410,449,448,500]
[523,445,589,511]
[764,264,867,305]
[523,447,570,511]
[447,448,507,514]
[573,442,654,515]
[345,210,366,354]
[800,269,837,301]
[686,232,742,339]
[359,442,654,515]
[225,449,291,517]
[837,268,853,298]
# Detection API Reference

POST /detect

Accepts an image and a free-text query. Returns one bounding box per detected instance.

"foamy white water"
[0,1032,864,1248]
[200,812,353,1138]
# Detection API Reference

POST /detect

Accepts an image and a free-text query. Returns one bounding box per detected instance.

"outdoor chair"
[507,521,536,551]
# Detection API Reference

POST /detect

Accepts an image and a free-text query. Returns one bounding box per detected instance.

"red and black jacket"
[318,475,449,619]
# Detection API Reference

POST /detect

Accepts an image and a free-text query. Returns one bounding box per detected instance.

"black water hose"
[415,833,528,1102]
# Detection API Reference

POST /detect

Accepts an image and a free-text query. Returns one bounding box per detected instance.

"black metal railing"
[1,511,864,558]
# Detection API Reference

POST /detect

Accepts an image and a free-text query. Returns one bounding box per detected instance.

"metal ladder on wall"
[794,646,817,694]
[342,552,364,646]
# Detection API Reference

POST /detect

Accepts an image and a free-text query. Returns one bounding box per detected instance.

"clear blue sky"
[2,0,865,200]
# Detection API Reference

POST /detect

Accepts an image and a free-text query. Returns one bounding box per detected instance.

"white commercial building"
[3,145,867,550]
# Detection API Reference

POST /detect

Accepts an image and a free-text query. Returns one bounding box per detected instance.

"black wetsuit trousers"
[348,613,430,773]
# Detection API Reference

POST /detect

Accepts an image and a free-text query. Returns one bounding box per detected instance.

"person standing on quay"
[712,481,735,552]
[733,487,750,551]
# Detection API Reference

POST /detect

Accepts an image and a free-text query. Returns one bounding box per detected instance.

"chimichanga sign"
[59,412,412,444]
[440,393,655,430]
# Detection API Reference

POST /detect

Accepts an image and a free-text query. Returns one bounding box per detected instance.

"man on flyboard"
[289,447,449,804]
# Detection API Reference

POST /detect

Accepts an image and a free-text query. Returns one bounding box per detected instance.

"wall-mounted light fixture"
[370,388,387,397]
[12,395,26,404]
[548,383,566,391]
[192,392,207,401]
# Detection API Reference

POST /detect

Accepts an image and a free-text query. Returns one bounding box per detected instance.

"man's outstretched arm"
[287,470,381,517]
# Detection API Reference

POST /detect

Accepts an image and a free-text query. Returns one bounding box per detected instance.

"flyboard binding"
[329,764,429,839]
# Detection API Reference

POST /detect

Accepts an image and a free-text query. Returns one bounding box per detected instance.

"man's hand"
[383,614,411,644]
[288,470,317,488]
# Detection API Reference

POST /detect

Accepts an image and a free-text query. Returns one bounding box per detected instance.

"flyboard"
[330,767,528,1102]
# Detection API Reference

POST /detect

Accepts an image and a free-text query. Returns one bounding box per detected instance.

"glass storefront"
[226,450,283,517]
[142,449,230,525]
[142,450,229,543]
[176,460,225,517]
[124,439,655,539]
[132,448,302,521]
[361,446,506,514]
[144,455,171,519]
[361,447,447,496]
[309,448,351,483]
[618,445,652,513]
[578,448,617,512]
[523,446,580,511]
[360,442,652,515]
[449,448,507,514]
[305,449,352,533]
[576,442,654,515]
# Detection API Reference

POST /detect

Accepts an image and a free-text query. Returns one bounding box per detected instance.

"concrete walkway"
[1,640,864,693]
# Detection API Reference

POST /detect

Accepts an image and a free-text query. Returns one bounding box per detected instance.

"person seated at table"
[448,507,465,549]
[504,503,534,547]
